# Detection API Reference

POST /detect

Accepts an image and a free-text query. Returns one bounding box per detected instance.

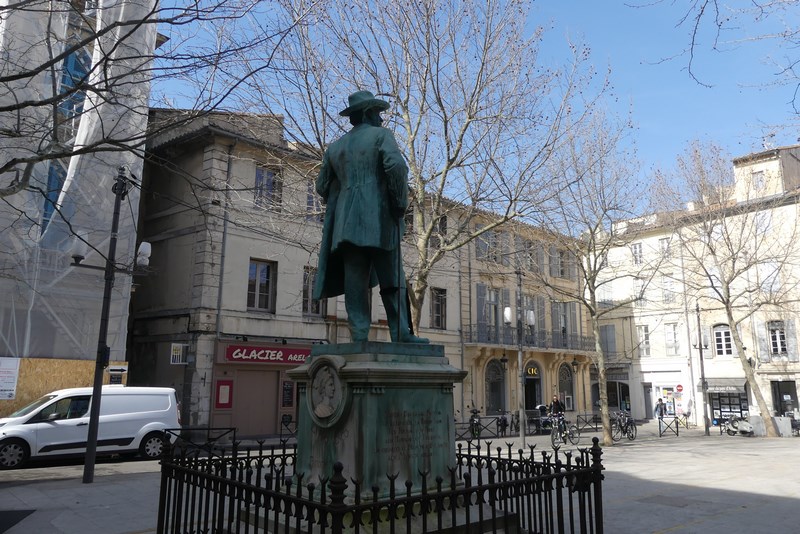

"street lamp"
[70,167,148,483]
[504,269,528,448]
[692,302,710,436]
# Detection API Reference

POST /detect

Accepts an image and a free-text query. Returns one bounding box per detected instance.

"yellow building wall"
[0,358,126,417]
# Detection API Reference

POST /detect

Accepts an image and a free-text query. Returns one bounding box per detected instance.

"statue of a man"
[313,90,428,344]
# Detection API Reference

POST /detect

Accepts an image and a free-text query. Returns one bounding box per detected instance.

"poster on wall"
[0,358,21,399]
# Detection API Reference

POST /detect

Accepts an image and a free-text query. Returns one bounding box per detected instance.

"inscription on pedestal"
[380,409,448,467]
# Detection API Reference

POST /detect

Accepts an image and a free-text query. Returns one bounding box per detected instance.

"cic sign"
[225,344,310,365]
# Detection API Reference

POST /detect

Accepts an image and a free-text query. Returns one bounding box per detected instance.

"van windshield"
[8,395,58,417]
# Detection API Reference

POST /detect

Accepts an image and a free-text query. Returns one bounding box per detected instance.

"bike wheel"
[550,427,560,448]
[626,421,637,441]
[726,427,737,436]
[568,425,581,445]
[611,421,622,442]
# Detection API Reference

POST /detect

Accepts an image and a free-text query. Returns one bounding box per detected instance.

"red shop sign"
[225,344,310,364]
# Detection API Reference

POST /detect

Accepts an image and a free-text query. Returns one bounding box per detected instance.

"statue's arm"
[380,131,409,217]
[316,150,334,202]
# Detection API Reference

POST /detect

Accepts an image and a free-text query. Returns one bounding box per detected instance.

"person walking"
[655,397,667,433]
[313,90,428,344]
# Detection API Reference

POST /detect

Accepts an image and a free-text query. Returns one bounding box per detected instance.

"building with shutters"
[131,110,597,436]
[597,145,800,428]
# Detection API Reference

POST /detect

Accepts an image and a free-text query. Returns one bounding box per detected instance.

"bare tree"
[644,0,800,105]
[228,0,605,328]
[655,141,800,438]
[527,108,653,445]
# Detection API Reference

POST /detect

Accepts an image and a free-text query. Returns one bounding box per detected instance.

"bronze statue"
[313,90,428,344]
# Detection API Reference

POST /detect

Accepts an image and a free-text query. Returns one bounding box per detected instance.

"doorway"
[643,383,653,419]
[233,370,279,437]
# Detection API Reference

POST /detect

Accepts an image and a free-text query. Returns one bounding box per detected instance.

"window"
[636,325,650,357]
[713,325,733,356]
[255,166,282,209]
[769,321,787,355]
[56,47,91,142]
[751,170,765,191]
[302,266,325,316]
[475,228,505,264]
[35,396,91,421]
[42,161,67,233]
[305,180,324,222]
[659,238,670,258]
[665,323,679,356]
[486,288,500,329]
[430,287,447,329]
[633,278,645,308]
[429,216,447,250]
[631,243,643,265]
[662,275,675,304]
[247,259,277,312]
[599,325,616,356]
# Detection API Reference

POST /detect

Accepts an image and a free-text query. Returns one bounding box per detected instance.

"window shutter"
[536,296,546,332]
[568,302,579,335]
[475,225,488,260]
[476,283,487,341]
[787,319,798,362]
[568,252,578,281]
[549,245,558,277]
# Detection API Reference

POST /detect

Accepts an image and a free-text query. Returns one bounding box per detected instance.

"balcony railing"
[463,324,597,352]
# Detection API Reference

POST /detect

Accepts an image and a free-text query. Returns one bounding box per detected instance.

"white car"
[0,385,181,469]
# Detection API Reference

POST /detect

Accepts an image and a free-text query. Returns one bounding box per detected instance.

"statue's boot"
[381,288,429,344]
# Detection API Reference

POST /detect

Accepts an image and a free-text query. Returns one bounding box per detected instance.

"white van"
[0,385,181,469]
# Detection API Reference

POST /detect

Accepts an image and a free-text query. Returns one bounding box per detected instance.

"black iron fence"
[463,325,597,352]
[157,438,604,533]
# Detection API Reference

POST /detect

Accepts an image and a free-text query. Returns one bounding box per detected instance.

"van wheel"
[139,432,166,459]
[0,439,30,469]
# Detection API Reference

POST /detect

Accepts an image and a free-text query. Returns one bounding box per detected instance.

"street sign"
[676,384,683,392]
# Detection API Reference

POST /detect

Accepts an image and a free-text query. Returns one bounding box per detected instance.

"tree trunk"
[727,311,779,437]
[592,318,613,446]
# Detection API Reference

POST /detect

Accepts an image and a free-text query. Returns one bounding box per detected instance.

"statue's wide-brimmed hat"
[339,90,390,116]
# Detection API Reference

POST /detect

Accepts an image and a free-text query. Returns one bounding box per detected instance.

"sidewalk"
[1,421,798,533]
[0,460,161,534]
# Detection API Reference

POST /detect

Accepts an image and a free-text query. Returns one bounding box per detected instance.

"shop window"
[247,259,277,312]
[771,380,798,416]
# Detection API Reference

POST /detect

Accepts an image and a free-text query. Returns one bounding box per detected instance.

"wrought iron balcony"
[462,324,597,352]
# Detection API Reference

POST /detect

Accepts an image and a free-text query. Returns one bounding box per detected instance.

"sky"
[536,1,800,175]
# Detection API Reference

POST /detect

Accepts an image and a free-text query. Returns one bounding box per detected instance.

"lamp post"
[692,302,710,436]
[73,167,129,483]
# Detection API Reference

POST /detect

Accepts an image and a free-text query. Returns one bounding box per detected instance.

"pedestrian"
[313,90,428,344]
[550,395,565,416]
[655,397,667,432]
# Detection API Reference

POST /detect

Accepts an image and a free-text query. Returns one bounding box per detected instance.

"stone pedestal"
[286,342,466,497]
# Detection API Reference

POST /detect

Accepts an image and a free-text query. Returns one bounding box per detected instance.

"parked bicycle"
[611,410,637,441]
[550,413,580,447]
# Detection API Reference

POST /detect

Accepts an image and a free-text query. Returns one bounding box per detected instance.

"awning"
[698,378,746,394]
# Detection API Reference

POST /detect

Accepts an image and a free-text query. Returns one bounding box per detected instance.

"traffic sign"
[676,384,683,392]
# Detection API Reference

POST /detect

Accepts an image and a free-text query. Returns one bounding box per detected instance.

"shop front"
[211,341,312,438]
[701,378,749,423]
